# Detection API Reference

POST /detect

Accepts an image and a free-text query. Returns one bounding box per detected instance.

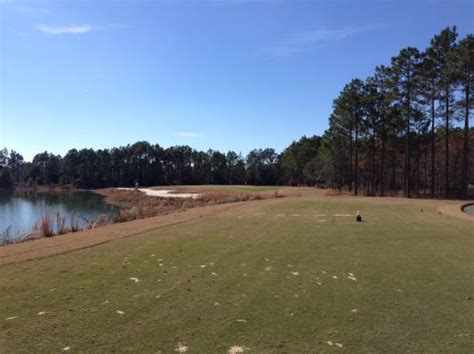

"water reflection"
[0,191,118,239]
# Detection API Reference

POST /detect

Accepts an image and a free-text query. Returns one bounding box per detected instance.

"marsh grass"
[0,226,13,246]
[108,189,281,222]
[38,213,54,237]
[1,210,111,247]
[55,212,66,235]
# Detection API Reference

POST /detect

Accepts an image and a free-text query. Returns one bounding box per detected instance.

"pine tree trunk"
[431,97,436,198]
[355,122,359,196]
[445,85,450,197]
[405,70,412,198]
[463,84,470,197]
[380,123,385,196]
[406,108,411,198]
[349,128,353,192]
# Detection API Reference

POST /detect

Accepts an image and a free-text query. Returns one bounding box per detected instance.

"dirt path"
[438,201,474,222]
[0,201,249,266]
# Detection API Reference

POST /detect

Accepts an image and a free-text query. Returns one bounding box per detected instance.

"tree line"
[0,27,472,198]
[0,144,284,188]
[323,26,473,198]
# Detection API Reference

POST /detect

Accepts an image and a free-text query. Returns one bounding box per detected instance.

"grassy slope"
[0,196,473,353]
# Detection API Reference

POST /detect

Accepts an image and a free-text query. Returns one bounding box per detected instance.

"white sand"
[228,345,248,353]
[117,188,200,199]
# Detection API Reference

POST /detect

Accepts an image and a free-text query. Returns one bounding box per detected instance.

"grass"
[0,195,473,352]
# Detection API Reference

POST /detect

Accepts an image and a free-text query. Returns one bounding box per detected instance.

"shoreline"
[0,200,253,266]
[1,187,281,247]
[12,185,86,193]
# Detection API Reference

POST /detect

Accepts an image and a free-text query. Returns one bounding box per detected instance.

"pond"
[462,203,474,217]
[0,190,118,242]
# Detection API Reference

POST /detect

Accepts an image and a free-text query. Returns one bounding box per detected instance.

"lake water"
[463,204,474,216]
[0,191,118,241]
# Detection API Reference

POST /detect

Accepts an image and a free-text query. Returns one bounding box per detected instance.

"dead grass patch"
[107,189,281,223]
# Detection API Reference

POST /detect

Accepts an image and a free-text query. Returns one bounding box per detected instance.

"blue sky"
[0,0,473,161]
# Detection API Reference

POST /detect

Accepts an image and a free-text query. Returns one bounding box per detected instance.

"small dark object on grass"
[356,211,362,222]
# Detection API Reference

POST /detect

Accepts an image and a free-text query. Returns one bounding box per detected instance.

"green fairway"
[1,196,473,352]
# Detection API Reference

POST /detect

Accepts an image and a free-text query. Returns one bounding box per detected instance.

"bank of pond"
[0,190,118,245]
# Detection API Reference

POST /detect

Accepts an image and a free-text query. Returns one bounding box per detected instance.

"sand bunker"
[228,345,248,353]
[117,188,200,199]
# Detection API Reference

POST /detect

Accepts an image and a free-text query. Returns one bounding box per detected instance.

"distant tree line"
[0,27,472,198]
[0,144,284,188]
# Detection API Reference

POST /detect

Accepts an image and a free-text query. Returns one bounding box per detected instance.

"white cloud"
[16,6,50,14]
[211,0,283,4]
[36,24,93,35]
[163,0,283,4]
[263,24,381,57]
[289,25,378,44]
[175,132,202,138]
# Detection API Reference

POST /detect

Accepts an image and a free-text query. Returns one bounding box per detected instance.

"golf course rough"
[0,195,473,352]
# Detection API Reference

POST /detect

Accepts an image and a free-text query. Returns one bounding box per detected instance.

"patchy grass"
[0,196,473,352]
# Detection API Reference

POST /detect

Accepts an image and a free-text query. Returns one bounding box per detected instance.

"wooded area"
[1,27,472,198]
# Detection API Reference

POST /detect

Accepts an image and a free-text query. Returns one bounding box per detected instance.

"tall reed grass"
[108,189,281,222]
[0,210,111,247]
